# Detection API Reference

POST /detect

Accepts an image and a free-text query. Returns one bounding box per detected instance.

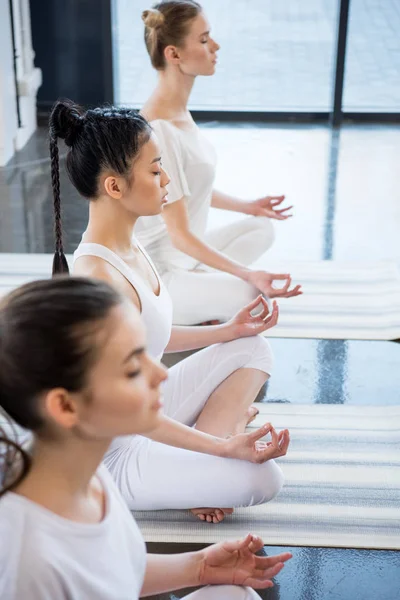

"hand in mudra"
[198,533,292,588]
[224,423,290,464]
[247,195,293,220]
[228,296,279,338]
[247,271,302,299]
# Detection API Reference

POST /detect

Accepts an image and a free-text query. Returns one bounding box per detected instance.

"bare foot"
[190,507,234,524]
[246,405,260,427]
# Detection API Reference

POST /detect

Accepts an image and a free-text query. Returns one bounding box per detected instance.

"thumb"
[223,534,252,553]
[248,423,272,442]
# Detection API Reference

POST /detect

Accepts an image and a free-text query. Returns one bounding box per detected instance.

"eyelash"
[127,370,141,378]
[201,40,208,44]
[153,171,161,176]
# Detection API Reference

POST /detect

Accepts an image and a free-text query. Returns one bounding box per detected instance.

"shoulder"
[0,497,61,598]
[73,256,141,311]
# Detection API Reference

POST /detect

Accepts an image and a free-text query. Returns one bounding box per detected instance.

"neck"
[84,197,138,253]
[154,67,196,117]
[16,435,111,510]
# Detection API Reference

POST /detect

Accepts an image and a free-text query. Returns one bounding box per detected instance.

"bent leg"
[205,216,275,265]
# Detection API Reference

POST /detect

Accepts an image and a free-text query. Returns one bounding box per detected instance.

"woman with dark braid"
[0,277,292,599]
[49,99,290,524]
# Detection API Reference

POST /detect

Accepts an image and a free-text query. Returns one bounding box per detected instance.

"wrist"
[238,267,252,282]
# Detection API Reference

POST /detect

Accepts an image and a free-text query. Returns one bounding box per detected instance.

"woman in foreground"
[0,277,292,599]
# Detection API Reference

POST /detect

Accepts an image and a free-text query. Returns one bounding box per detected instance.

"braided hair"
[48,99,152,276]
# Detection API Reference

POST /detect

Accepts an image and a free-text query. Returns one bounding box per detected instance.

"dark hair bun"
[49,99,85,147]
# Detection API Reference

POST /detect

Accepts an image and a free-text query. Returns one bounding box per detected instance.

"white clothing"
[0,466,261,600]
[0,466,146,600]
[73,241,173,360]
[106,336,281,511]
[165,215,275,324]
[73,243,283,511]
[185,588,261,599]
[134,118,275,325]
[135,119,217,273]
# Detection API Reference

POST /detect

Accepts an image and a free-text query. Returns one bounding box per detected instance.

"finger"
[223,534,253,553]
[260,304,279,331]
[255,552,293,569]
[268,195,285,203]
[283,284,302,298]
[269,273,290,281]
[243,294,263,314]
[248,422,273,443]
[270,426,279,448]
[255,296,270,320]
[276,205,293,214]
[248,534,265,554]
[279,430,290,455]
[272,277,291,296]
[255,562,286,581]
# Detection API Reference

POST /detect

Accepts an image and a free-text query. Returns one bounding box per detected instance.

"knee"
[247,460,285,505]
[227,335,274,376]
[252,216,276,251]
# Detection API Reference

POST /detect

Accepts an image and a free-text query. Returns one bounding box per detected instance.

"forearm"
[145,414,226,456]
[141,552,203,596]
[211,189,249,213]
[165,322,234,353]
[173,230,250,279]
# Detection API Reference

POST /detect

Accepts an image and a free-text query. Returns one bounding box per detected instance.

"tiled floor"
[1,122,399,599]
[113,0,400,111]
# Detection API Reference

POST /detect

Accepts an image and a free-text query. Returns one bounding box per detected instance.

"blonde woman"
[137,0,302,325]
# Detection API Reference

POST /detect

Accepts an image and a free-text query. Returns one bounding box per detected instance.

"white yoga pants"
[106,336,284,510]
[163,216,275,325]
[183,586,261,599]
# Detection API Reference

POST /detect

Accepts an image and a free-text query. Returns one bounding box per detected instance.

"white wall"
[0,0,42,166]
[0,1,19,166]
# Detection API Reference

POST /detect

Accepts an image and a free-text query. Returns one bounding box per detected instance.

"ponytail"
[0,411,31,498]
[49,135,69,276]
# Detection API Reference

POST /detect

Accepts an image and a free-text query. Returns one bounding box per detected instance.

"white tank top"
[73,241,173,360]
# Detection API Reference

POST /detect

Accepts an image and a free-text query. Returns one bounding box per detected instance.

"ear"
[44,388,80,430]
[103,175,125,200]
[164,45,181,66]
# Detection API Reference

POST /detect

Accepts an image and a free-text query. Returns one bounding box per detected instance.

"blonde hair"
[142,1,202,70]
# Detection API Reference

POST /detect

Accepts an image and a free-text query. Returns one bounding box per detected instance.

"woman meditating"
[48,98,290,524]
[137,0,302,325]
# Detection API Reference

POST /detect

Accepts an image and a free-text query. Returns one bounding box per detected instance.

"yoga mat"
[1,254,399,341]
[133,403,400,550]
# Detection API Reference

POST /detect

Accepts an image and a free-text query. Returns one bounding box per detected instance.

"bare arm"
[146,414,225,455]
[141,553,201,597]
[211,188,249,213]
[162,198,250,279]
[165,322,235,353]
[162,199,302,302]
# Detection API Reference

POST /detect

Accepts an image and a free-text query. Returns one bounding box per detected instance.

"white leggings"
[183,586,261,599]
[105,336,283,510]
[163,216,275,325]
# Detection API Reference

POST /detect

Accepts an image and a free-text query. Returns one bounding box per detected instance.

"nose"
[161,166,170,187]
[213,39,220,52]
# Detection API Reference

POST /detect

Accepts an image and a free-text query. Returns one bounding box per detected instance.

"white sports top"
[0,466,146,600]
[73,240,173,361]
[135,119,218,274]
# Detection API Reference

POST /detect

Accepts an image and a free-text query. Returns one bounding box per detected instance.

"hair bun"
[49,99,85,147]
[142,8,165,29]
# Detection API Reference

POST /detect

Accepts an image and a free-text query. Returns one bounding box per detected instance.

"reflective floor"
[1,122,399,600]
[146,543,400,600]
